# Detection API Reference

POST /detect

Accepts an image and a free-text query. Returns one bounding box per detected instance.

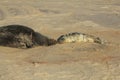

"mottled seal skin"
[57,32,102,44]
[0,25,57,48]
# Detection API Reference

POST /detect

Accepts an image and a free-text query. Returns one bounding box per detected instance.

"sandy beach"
[0,0,120,80]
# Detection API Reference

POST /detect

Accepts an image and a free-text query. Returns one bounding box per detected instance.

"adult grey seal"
[0,25,57,48]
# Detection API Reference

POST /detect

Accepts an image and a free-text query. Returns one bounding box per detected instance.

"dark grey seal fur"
[0,25,57,48]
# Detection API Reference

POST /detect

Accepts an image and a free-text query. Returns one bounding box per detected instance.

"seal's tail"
[94,37,106,44]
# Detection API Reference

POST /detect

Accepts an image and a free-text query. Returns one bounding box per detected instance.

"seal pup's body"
[57,32,102,44]
[0,25,57,48]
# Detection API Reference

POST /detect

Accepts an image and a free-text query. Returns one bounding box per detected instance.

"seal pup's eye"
[60,38,65,40]
[57,37,65,44]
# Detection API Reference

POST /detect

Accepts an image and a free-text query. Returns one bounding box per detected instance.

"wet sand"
[0,0,120,80]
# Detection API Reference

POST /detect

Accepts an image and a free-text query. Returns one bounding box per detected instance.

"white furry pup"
[57,32,103,44]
